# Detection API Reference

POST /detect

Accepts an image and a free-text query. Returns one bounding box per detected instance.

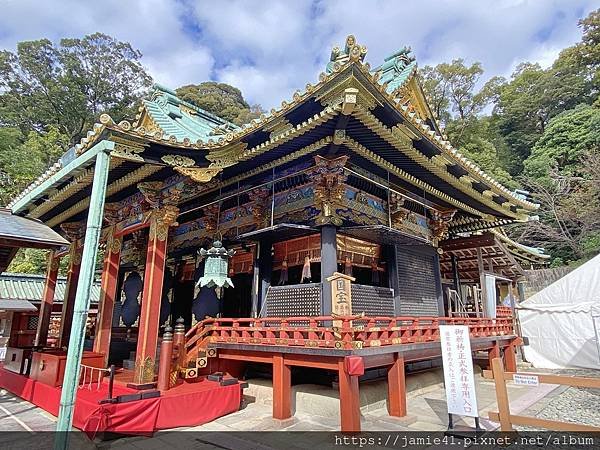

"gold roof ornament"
[327,35,368,73]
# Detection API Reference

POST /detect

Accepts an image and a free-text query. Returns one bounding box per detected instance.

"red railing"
[184,315,515,359]
[496,306,513,318]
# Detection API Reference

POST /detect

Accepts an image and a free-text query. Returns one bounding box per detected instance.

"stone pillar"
[133,206,179,385]
[34,250,61,347]
[93,228,122,364]
[320,225,337,316]
[59,232,84,348]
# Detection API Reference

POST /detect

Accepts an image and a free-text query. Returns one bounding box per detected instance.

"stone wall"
[522,266,573,298]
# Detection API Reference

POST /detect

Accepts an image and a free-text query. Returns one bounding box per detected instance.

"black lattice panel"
[351,284,395,316]
[264,283,321,317]
[396,246,440,316]
[27,315,39,330]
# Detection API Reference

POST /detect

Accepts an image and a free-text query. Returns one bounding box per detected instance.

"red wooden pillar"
[338,359,361,433]
[34,250,61,347]
[133,206,178,385]
[387,353,407,417]
[93,229,122,364]
[504,341,518,372]
[157,327,174,391]
[488,343,500,369]
[272,354,292,420]
[173,317,186,370]
[59,241,83,348]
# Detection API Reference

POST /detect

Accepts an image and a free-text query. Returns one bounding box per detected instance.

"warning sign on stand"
[440,325,479,417]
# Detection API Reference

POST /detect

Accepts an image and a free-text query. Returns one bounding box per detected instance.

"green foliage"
[420,59,497,126]
[420,9,600,266]
[0,33,152,146]
[524,104,600,183]
[549,257,564,268]
[492,57,594,175]
[175,81,264,125]
[491,11,598,176]
[421,61,516,188]
[8,248,70,275]
[0,126,69,205]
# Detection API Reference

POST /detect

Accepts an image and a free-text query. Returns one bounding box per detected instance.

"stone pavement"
[0,366,565,450]
[0,388,56,432]
[99,367,557,450]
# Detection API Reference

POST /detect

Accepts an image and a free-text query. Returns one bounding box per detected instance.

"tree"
[516,150,600,262]
[176,81,263,125]
[524,104,600,183]
[0,126,68,204]
[0,33,152,146]
[421,60,515,187]
[420,60,500,127]
[491,10,598,176]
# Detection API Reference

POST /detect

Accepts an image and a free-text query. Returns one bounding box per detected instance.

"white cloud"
[0,0,597,109]
[0,0,214,87]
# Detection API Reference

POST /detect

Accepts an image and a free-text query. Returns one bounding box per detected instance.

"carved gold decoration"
[316,72,379,110]
[202,204,220,235]
[110,136,147,162]
[333,129,346,145]
[175,166,222,183]
[136,111,162,135]
[134,356,155,384]
[108,234,123,254]
[179,104,197,117]
[49,254,60,271]
[264,117,294,140]
[161,154,195,167]
[429,210,456,245]
[103,202,122,225]
[328,35,367,71]
[138,181,164,208]
[389,193,409,227]
[251,187,271,227]
[148,205,179,241]
[206,141,247,169]
[60,222,86,242]
[341,88,358,115]
[307,155,349,226]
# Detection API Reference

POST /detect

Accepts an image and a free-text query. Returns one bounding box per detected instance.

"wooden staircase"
[181,318,218,379]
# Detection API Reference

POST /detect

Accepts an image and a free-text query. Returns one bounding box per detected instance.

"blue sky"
[0,0,597,108]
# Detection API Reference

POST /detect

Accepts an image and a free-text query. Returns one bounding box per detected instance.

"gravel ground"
[515,367,600,430]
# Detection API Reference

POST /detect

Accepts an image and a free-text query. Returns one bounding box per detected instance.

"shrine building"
[1,35,549,434]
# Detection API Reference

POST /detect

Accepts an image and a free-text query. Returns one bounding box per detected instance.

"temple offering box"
[29,350,105,387]
[3,347,34,375]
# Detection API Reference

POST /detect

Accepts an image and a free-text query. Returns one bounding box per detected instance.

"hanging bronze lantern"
[197,240,235,299]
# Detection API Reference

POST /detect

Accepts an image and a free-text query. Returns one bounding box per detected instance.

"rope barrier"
[78,364,116,403]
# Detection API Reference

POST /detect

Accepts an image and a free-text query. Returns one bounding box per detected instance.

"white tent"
[518,253,600,369]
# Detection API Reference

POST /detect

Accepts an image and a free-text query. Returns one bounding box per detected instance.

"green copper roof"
[373,47,417,94]
[0,273,101,304]
[142,84,239,142]
[327,41,418,95]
